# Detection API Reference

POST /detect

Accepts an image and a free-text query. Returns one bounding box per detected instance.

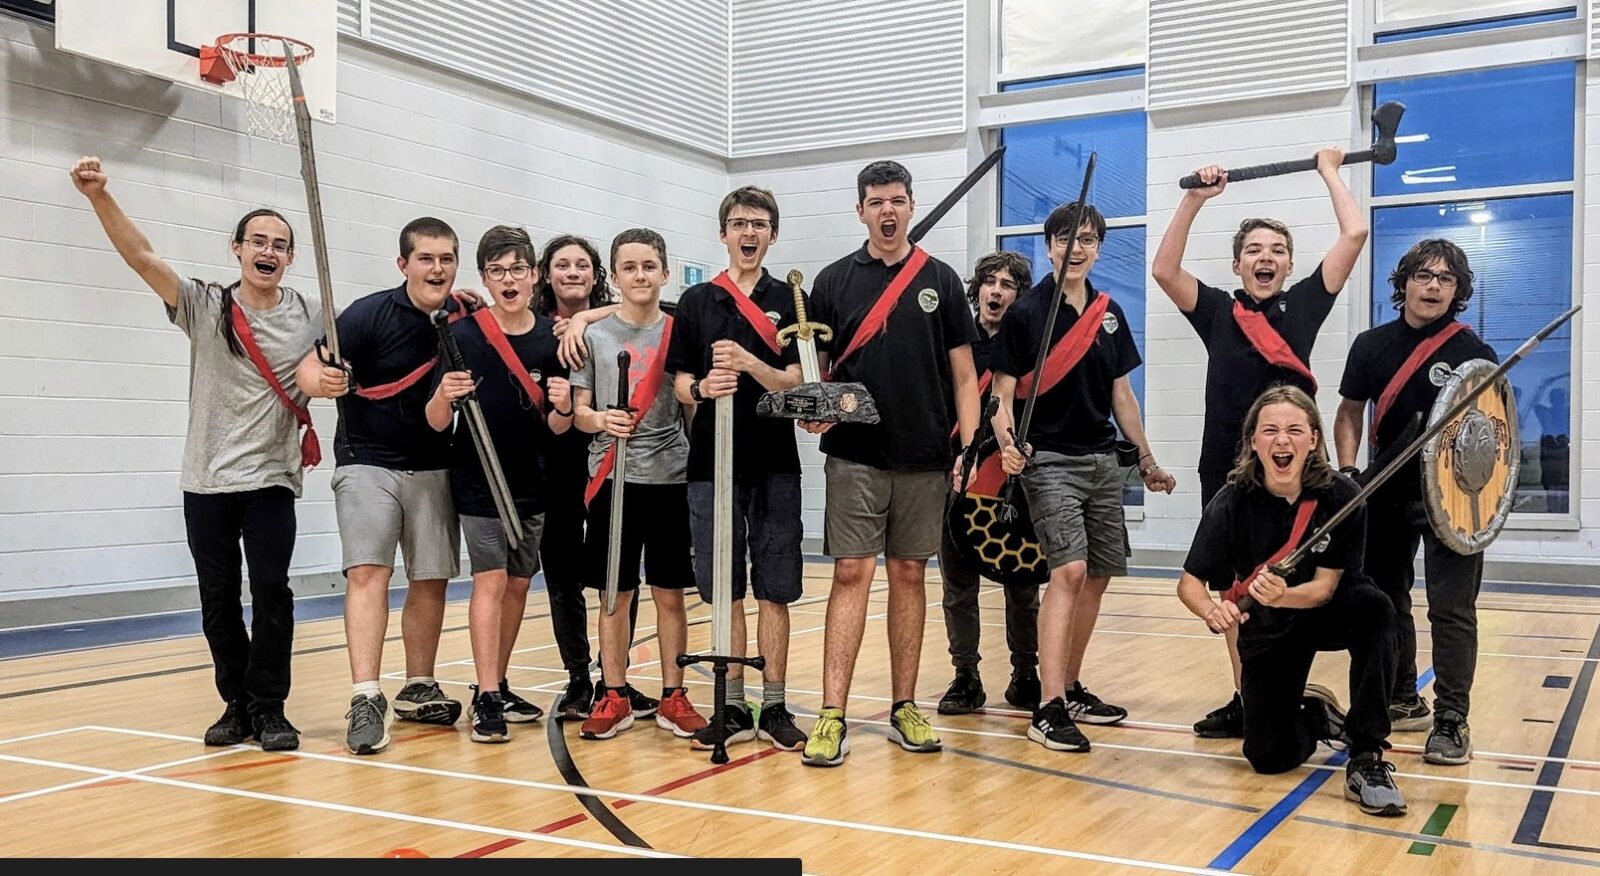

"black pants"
[1365,497,1483,717]
[938,523,1039,673]
[540,463,638,675]
[1240,579,1397,773]
[183,488,297,717]
[1200,470,1228,511]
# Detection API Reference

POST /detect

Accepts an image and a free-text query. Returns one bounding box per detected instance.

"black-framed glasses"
[484,264,533,281]
[1053,233,1101,249]
[1411,269,1458,289]
[725,218,772,233]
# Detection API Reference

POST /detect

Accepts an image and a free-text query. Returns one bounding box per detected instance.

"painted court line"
[1294,814,1600,869]
[0,746,248,807]
[0,726,94,747]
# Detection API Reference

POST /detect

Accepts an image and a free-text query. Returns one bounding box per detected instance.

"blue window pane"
[999,227,1147,504]
[999,112,1146,224]
[1375,8,1575,43]
[1374,62,1574,196]
[1000,66,1144,92]
[1370,194,1572,512]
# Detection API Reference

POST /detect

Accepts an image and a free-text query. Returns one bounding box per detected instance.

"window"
[1369,64,1576,514]
[1000,67,1144,92]
[1374,7,1575,42]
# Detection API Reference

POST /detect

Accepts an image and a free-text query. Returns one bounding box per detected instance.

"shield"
[1420,358,1519,555]
[945,443,1049,587]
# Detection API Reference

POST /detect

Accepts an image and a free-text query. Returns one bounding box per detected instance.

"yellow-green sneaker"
[801,707,849,767]
[888,702,942,753]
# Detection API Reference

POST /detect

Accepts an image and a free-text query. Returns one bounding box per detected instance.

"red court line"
[613,747,785,810]
[77,753,300,790]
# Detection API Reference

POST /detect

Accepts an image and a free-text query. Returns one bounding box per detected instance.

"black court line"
[1514,619,1600,855]
[544,696,652,850]
[1294,815,1600,869]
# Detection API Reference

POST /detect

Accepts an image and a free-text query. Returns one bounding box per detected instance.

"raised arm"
[70,156,182,307]
[1315,147,1369,293]
[1151,164,1226,314]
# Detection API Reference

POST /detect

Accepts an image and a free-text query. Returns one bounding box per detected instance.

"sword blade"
[283,44,339,362]
[796,335,822,385]
[909,145,1006,245]
[711,394,734,656]
[603,437,627,615]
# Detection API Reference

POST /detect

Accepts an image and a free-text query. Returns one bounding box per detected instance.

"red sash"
[472,308,545,411]
[964,294,1114,495]
[1223,498,1317,605]
[229,305,320,468]
[831,246,931,370]
[353,293,472,400]
[584,316,675,507]
[711,271,781,356]
[950,370,994,440]
[1370,321,1468,446]
[1231,301,1316,391]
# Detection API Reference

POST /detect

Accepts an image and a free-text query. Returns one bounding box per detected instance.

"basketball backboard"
[55,0,338,123]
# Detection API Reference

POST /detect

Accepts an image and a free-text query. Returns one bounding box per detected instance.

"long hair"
[965,251,1032,311]
[534,234,611,315]
[1225,385,1336,491]
[219,208,295,358]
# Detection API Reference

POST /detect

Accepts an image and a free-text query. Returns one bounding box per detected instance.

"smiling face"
[1251,401,1319,494]
[857,182,913,252]
[231,214,295,292]
[1232,228,1293,301]
[546,243,597,313]
[720,205,776,273]
[1401,256,1460,327]
[611,242,668,308]
[1047,222,1102,286]
[397,234,459,311]
[481,250,537,315]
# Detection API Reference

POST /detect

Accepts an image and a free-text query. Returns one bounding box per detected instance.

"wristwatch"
[689,379,706,403]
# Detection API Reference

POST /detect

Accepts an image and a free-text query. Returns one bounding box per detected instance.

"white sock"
[406,676,436,687]
[353,681,382,699]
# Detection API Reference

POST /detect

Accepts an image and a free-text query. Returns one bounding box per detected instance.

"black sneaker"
[623,684,659,718]
[470,686,510,744]
[937,669,986,715]
[253,710,300,752]
[1303,683,1347,746]
[204,702,252,746]
[1389,695,1432,732]
[556,673,594,722]
[394,680,463,726]
[1064,681,1127,725]
[498,679,545,723]
[1424,710,1471,765]
[689,703,756,750]
[757,702,807,751]
[1194,692,1245,739]
[1028,697,1090,752]
[1345,751,1407,816]
[1004,666,1041,711]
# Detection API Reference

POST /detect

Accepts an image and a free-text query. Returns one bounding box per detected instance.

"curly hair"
[965,251,1032,311]
[1388,238,1474,315]
[534,234,611,315]
[1226,385,1335,492]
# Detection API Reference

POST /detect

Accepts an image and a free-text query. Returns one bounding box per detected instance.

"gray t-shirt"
[167,277,321,496]
[572,311,688,484]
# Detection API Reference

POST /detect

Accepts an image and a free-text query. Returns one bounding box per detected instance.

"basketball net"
[207,33,316,146]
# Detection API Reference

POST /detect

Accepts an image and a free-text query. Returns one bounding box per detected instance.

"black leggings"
[541,461,638,675]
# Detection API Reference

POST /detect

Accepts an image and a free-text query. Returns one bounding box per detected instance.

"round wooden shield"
[1420,358,1519,555]
[945,445,1049,587]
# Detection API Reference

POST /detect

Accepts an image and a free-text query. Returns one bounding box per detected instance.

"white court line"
[67,725,1233,874]
[0,726,95,747]
[0,747,248,807]
[0,748,677,859]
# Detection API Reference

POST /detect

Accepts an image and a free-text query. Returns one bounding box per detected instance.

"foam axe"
[1178,101,1406,189]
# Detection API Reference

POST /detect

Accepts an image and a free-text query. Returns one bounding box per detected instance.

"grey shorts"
[332,464,460,580]
[1020,450,1129,577]
[823,456,948,560]
[462,513,545,578]
[688,473,804,605]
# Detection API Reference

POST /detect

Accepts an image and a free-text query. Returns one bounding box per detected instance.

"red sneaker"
[655,688,708,738]
[580,689,634,740]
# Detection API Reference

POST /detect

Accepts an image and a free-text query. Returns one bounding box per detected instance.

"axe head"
[1369,101,1407,165]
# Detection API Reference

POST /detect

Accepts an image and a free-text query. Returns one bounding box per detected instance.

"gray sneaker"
[1345,752,1407,817]
[1389,695,1432,732]
[394,680,462,725]
[346,693,392,755]
[1424,710,1472,765]
[1302,683,1347,746]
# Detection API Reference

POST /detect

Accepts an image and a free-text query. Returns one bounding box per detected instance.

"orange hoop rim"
[214,33,316,68]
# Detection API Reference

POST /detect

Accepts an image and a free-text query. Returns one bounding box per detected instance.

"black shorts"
[584,480,694,593]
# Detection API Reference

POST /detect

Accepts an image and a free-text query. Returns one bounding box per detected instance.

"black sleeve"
[780,290,803,367]
[1287,259,1337,329]
[1338,332,1376,402]
[1182,281,1227,345]
[939,264,979,350]
[335,303,369,368]
[1314,478,1366,575]
[1476,335,1501,365]
[1109,299,1141,378]
[809,270,837,354]
[1183,485,1236,591]
[989,306,1031,379]
[664,288,700,376]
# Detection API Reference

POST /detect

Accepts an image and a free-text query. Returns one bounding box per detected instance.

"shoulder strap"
[832,246,931,369]
[711,272,782,355]
[472,308,546,411]
[584,316,676,507]
[229,305,320,468]
[1371,321,1468,445]
[1223,498,1318,604]
[1230,300,1317,390]
[1014,292,1112,398]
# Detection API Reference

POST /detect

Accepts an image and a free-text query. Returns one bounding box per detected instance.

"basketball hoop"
[200,33,316,145]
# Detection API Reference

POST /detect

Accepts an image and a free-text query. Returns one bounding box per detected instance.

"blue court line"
[1513,622,1600,854]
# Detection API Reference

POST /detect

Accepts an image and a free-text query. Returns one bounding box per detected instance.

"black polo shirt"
[432,315,564,517]
[334,284,464,470]
[1339,314,1497,502]
[989,276,1140,457]
[1183,474,1365,656]
[810,244,977,471]
[665,270,802,482]
[971,320,999,377]
[1186,263,1335,476]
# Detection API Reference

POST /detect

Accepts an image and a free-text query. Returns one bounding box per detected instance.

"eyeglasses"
[725,218,772,233]
[483,264,533,281]
[243,237,291,255]
[1053,234,1101,249]
[1411,269,1458,289]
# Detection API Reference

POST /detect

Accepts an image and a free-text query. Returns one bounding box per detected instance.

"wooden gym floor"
[1,563,1597,872]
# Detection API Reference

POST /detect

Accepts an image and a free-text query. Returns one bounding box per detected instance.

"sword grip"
[612,350,632,411]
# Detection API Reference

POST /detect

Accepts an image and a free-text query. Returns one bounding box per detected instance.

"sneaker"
[498,680,544,723]
[470,687,510,743]
[655,688,708,738]
[345,693,392,755]
[937,670,986,715]
[1424,710,1472,765]
[1389,695,1432,733]
[1004,666,1042,711]
[204,702,252,746]
[625,684,659,718]
[1028,696,1091,752]
[580,688,634,740]
[689,702,756,750]
[393,680,462,726]
[1303,683,1347,745]
[1345,751,1407,817]
[556,673,594,722]
[887,701,942,753]
[801,707,849,767]
[757,702,807,751]
[1064,681,1127,725]
[253,710,300,752]
[1194,692,1245,739]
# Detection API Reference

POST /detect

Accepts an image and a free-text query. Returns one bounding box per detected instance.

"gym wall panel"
[1147,0,1350,111]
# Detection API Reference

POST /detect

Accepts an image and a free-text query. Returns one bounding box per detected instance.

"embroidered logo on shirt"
[1101,312,1120,334]
[1279,299,1288,312]
[917,288,939,313]
[765,310,781,324]
[1311,534,1331,554]
[528,369,543,385]
[1428,361,1453,387]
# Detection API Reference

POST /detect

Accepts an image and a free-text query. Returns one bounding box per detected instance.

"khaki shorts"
[823,456,948,560]
[333,464,460,580]
[1019,450,1129,577]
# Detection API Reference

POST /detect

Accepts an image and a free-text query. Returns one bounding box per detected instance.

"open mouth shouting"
[251,259,278,280]
[878,219,898,240]
[1269,450,1296,475]
[1251,266,1277,292]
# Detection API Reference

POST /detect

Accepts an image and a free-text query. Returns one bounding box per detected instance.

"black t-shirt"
[810,244,978,471]
[1339,314,1498,502]
[334,285,463,470]
[433,315,565,517]
[665,270,802,482]
[971,321,998,377]
[989,277,1141,456]
[1182,474,1365,656]
[1185,264,1335,476]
